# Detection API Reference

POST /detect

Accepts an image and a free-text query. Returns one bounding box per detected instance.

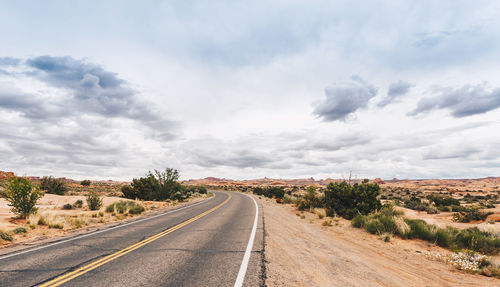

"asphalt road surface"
[0,191,265,287]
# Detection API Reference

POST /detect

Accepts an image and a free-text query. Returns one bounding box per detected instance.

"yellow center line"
[39,194,231,287]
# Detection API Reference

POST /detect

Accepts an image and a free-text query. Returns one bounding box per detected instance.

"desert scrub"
[40,176,67,195]
[105,203,115,213]
[128,203,145,215]
[27,213,41,225]
[39,212,65,229]
[86,192,103,210]
[0,230,13,241]
[452,206,493,223]
[73,199,83,208]
[315,208,326,219]
[71,217,87,229]
[353,209,500,254]
[62,203,74,210]
[380,233,392,242]
[13,227,27,234]
[322,218,333,227]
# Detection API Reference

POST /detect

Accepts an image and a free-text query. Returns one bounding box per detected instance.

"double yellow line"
[40,194,231,287]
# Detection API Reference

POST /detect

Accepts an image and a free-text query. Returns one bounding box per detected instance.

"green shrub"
[1,177,43,218]
[406,219,435,241]
[351,214,367,228]
[252,186,285,199]
[453,228,500,255]
[13,227,27,234]
[115,201,128,213]
[123,168,189,201]
[86,192,102,210]
[40,176,67,195]
[105,203,115,213]
[435,228,452,247]
[62,203,73,210]
[73,199,83,208]
[0,230,13,241]
[80,179,91,186]
[129,204,145,215]
[452,206,493,223]
[324,179,381,219]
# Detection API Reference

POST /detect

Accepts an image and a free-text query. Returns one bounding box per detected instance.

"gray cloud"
[314,75,377,121]
[301,133,372,151]
[378,80,412,107]
[409,84,500,117]
[0,57,20,66]
[0,56,178,177]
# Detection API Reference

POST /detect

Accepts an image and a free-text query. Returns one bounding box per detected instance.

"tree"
[2,177,44,218]
[40,176,67,195]
[324,179,381,219]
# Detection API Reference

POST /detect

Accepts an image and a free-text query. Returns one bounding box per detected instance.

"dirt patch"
[261,198,499,287]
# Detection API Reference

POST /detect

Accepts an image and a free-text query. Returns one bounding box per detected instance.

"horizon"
[1,1,500,180]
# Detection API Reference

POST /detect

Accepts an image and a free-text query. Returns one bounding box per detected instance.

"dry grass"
[314,208,326,219]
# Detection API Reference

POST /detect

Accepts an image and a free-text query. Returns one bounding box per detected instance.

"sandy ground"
[0,193,206,248]
[261,198,500,287]
[397,206,500,235]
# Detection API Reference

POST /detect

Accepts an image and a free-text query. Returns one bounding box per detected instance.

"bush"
[252,186,285,199]
[73,199,83,208]
[40,176,67,195]
[453,206,493,223]
[86,192,103,210]
[62,203,74,210]
[124,168,188,201]
[13,227,27,234]
[324,179,381,219]
[80,179,91,186]
[0,230,13,241]
[454,228,500,255]
[1,177,43,218]
[351,214,367,228]
[105,203,115,213]
[115,201,128,213]
[121,185,137,199]
[128,204,145,215]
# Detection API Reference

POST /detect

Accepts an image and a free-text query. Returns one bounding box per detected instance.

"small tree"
[324,179,381,219]
[40,176,67,195]
[80,179,91,186]
[86,192,103,210]
[2,177,43,219]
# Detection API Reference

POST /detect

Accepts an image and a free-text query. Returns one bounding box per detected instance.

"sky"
[1,0,500,181]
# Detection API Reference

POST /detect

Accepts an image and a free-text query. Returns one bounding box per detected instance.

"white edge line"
[234,193,259,287]
[0,193,217,260]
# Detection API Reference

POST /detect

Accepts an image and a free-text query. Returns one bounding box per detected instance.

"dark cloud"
[25,56,159,122]
[378,80,412,107]
[313,75,377,121]
[0,56,178,176]
[409,84,500,117]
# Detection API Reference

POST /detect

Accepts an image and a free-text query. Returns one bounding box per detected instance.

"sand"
[261,198,499,287]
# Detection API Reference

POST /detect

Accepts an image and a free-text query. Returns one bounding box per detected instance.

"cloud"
[313,75,377,121]
[0,56,179,178]
[378,80,412,107]
[0,57,20,66]
[409,83,500,117]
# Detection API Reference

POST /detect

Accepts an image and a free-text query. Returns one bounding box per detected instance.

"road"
[0,191,265,287]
